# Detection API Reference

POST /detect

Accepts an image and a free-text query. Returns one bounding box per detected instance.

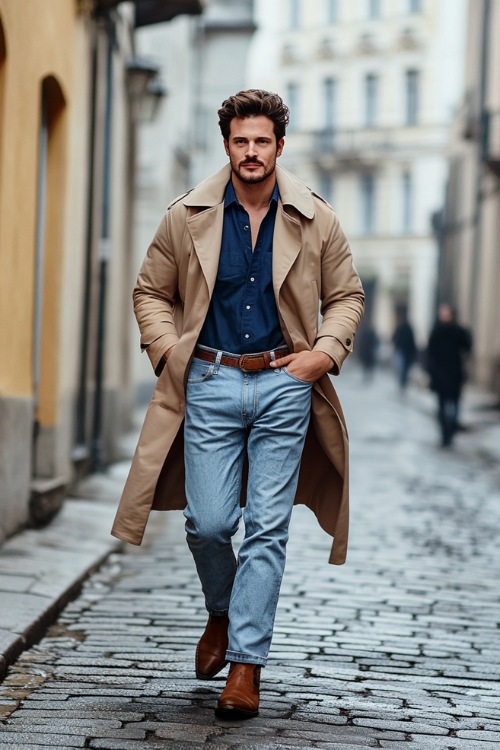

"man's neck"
[231,174,276,211]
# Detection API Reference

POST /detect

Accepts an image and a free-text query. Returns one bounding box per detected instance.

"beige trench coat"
[111,164,364,564]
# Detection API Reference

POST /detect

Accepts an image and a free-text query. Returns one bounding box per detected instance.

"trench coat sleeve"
[133,212,181,376]
[312,211,365,374]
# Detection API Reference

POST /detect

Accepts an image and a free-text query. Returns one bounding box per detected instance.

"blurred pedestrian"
[357,323,379,381]
[426,304,472,447]
[392,311,417,390]
[111,90,364,718]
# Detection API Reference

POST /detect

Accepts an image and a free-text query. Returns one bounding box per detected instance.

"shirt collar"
[224,179,279,209]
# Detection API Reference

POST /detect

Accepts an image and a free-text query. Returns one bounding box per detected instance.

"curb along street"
[0,473,125,682]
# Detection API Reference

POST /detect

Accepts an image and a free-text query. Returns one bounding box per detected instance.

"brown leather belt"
[194,346,289,373]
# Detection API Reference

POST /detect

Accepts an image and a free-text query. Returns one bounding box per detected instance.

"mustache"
[241,159,264,166]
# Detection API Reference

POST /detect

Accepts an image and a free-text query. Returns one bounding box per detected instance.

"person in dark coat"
[426,304,472,446]
[392,312,417,390]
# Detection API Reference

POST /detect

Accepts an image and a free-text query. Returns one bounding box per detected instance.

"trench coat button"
[346,338,352,346]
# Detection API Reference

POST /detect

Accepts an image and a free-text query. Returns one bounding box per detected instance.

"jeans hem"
[207,608,229,617]
[225,650,267,667]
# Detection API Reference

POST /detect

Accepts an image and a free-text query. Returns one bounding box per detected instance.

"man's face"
[224,116,284,185]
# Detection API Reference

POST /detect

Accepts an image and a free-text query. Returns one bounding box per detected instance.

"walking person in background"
[111,90,364,719]
[426,303,472,447]
[392,309,417,391]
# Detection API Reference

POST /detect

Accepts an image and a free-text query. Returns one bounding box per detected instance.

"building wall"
[248,0,468,347]
[0,1,74,399]
[0,0,87,538]
[440,0,500,394]
[0,0,137,542]
[471,0,500,392]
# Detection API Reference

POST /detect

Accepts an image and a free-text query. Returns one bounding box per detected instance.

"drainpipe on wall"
[91,14,115,472]
[75,24,98,464]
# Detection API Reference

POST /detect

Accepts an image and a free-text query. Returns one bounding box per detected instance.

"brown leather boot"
[215,662,261,719]
[195,613,229,679]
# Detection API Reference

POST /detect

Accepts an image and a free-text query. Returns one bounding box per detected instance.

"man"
[426,303,472,446]
[111,90,364,719]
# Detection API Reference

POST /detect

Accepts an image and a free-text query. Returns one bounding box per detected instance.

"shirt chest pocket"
[217,242,248,281]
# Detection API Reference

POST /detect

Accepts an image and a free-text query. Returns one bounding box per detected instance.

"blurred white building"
[248,0,468,346]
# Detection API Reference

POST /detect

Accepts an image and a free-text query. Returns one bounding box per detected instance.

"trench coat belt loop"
[194,346,290,373]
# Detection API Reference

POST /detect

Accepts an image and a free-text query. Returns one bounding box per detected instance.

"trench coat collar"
[183,163,315,220]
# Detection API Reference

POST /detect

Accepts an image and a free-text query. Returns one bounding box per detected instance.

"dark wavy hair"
[218,89,290,143]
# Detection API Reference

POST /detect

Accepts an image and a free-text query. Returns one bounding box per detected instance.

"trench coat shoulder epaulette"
[310,190,334,212]
[167,189,193,211]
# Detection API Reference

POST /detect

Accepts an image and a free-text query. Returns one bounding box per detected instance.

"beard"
[231,157,276,184]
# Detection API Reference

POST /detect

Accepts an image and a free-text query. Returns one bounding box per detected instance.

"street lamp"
[126,56,167,122]
[141,78,167,123]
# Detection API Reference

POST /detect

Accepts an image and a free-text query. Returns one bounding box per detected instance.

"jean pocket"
[282,367,314,385]
[187,358,216,384]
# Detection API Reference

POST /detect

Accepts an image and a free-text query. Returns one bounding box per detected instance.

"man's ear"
[223,139,230,156]
[277,138,285,157]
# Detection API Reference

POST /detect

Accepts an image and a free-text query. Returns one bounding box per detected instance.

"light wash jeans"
[184,349,312,666]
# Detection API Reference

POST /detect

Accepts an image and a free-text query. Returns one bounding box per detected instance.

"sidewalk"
[0,402,152,682]
[0,466,127,682]
[1,367,499,686]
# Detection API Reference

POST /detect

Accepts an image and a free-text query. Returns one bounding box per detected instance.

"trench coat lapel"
[186,204,224,293]
[183,165,230,293]
[273,165,315,295]
[272,206,302,297]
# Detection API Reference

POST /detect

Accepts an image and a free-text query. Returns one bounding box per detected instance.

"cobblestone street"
[1,365,500,749]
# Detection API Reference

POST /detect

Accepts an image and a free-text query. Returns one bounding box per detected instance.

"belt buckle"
[239,354,260,373]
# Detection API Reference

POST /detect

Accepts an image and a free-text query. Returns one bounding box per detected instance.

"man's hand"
[270,351,333,382]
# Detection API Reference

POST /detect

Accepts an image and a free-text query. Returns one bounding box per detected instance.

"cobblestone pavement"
[1,365,500,749]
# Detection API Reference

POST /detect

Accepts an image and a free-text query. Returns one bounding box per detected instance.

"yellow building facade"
[1,0,85,539]
[0,0,137,541]
[0,0,204,544]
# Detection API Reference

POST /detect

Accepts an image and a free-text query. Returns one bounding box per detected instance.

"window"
[368,0,381,18]
[323,77,337,129]
[364,74,378,126]
[409,0,422,12]
[360,173,376,233]
[290,0,300,28]
[286,82,300,131]
[405,69,420,125]
[326,0,339,23]
[402,171,413,232]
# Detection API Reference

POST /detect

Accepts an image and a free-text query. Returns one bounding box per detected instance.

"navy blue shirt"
[198,180,285,354]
